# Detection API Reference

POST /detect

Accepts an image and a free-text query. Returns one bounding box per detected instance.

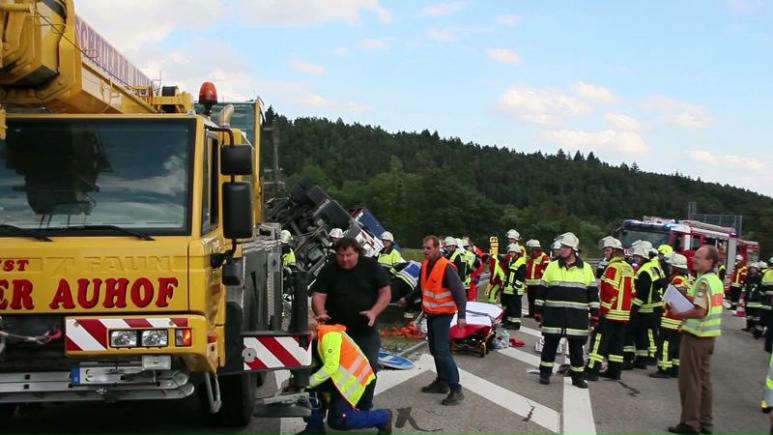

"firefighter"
[586,236,634,381]
[378,231,405,274]
[302,321,393,434]
[743,262,764,336]
[550,239,561,260]
[762,258,773,353]
[502,243,527,329]
[330,228,344,243]
[535,232,599,388]
[486,251,507,305]
[651,253,689,379]
[525,239,550,318]
[624,242,664,369]
[280,230,297,268]
[729,254,748,310]
[464,237,485,302]
[461,238,479,300]
[658,244,675,278]
[443,237,467,281]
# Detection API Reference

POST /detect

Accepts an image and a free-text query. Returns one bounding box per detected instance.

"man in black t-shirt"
[311,237,391,410]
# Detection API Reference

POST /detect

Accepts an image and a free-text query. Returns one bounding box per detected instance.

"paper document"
[663,284,694,313]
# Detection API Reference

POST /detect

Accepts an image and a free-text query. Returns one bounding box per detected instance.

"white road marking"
[497,346,542,368]
[458,366,561,432]
[374,353,433,395]
[562,377,596,435]
[520,326,542,338]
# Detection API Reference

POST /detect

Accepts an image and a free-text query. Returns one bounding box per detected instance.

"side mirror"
[222,181,253,239]
[221,145,253,176]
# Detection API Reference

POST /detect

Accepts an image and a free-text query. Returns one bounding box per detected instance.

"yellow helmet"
[657,244,674,256]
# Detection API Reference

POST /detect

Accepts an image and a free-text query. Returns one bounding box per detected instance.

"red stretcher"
[449,302,504,357]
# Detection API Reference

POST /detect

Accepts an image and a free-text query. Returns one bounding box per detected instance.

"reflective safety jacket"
[504,256,527,295]
[661,274,688,330]
[682,272,723,338]
[395,260,421,291]
[746,272,763,309]
[462,250,477,286]
[487,257,507,304]
[378,247,405,273]
[526,252,550,286]
[633,258,664,313]
[446,250,467,281]
[535,257,599,338]
[762,352,773,412]
[420,256,458,314]
[762,269,773,311]
[598,256,634,323]
[310,324,376,407]
[732,264,748,289]
[282,248,297,267]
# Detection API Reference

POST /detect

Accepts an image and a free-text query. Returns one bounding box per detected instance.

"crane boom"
[0,0,191,137]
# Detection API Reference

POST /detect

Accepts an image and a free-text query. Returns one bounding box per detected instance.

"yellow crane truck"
[0,0,311,426]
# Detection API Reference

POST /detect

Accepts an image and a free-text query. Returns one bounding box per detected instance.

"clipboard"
[663,284,694,313]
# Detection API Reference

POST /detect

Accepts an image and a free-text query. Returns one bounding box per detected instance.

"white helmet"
[507,243,522,254]
[456,238,465,249]
[750,261,761,270]
[761,261,769,269]
[551,240,561,251]
[444,236,457,247]
[557,232,580,251]
[632,244,650,258]
[599,236,623,250]
[667,253,689,270]
[381,231,394,242]
[525,239,541,249]
[280,230,292,244]
[506,229,520,240]
[330,228,344,239]
[462,238,470,248]
[632,240,653,251]
[735,254,743,262]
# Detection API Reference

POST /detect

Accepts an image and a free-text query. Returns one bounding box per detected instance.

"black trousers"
[655,327,681,371]
[348,328,381,410]
[502,292,522,328]
[587,318,627,377]
[625,311,658,362]
[526,286,539,317]
[729,285,742,306]
[539,335,586,378]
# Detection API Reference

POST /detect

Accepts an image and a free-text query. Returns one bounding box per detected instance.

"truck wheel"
[0,403,16,421]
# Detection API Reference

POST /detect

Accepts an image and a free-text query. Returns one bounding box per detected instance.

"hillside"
[261,108,773,256]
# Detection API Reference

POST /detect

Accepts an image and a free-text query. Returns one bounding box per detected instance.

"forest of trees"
[261,107,773,257]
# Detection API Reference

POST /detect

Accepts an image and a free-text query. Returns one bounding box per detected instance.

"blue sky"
[79,0,773,197]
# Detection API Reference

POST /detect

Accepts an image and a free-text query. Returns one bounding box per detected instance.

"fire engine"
[0,0,311,426]
[617,216,760,282]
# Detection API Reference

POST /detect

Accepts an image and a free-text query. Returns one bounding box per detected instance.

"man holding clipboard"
[667,246,725,435]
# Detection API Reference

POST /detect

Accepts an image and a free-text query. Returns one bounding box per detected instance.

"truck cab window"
[201,138,219,234]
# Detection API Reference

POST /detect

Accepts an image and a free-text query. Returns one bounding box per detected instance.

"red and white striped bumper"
[64,316,202,355]
[242,335,312,371]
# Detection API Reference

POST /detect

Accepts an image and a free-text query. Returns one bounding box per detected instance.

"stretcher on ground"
[449,302,503,357]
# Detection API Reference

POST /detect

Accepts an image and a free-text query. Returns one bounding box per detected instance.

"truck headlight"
[110,330,138,348]
[141,329,168,347]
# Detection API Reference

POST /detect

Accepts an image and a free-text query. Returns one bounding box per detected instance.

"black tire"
[0,403,16,421]
[316,201,350,229]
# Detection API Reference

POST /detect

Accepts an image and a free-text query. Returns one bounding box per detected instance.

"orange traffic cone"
[735,292,746,317]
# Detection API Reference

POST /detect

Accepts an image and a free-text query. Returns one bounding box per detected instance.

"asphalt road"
[1,306,770,434]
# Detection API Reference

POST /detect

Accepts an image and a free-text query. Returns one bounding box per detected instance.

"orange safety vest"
[316,324,376,407]
[420,256,458,314]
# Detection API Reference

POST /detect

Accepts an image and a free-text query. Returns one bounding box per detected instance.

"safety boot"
[377,409,393,434]
[441,388,464,406]
[421,379,449,394]
[649,369,670,379]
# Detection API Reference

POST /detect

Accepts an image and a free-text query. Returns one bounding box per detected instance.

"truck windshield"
[0,118,193,234]
[620,228,669,248]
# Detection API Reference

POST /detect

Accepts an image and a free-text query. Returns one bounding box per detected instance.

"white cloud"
[688,149,773,196]
[426,27,457,42]
[645,96,712,129]
[291,59,326,75]
[542,129,649,156]
[486,48,521,65]
[297,94,369,113]
[572,82,619,104]
[77,0,223,52]
[421,1,467,17]
[358,38,390,50]
[334,47,350,57]
[495,14,521,27]
[498,86,590,124]
[604,113,643,131]
[234,0,392,26]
